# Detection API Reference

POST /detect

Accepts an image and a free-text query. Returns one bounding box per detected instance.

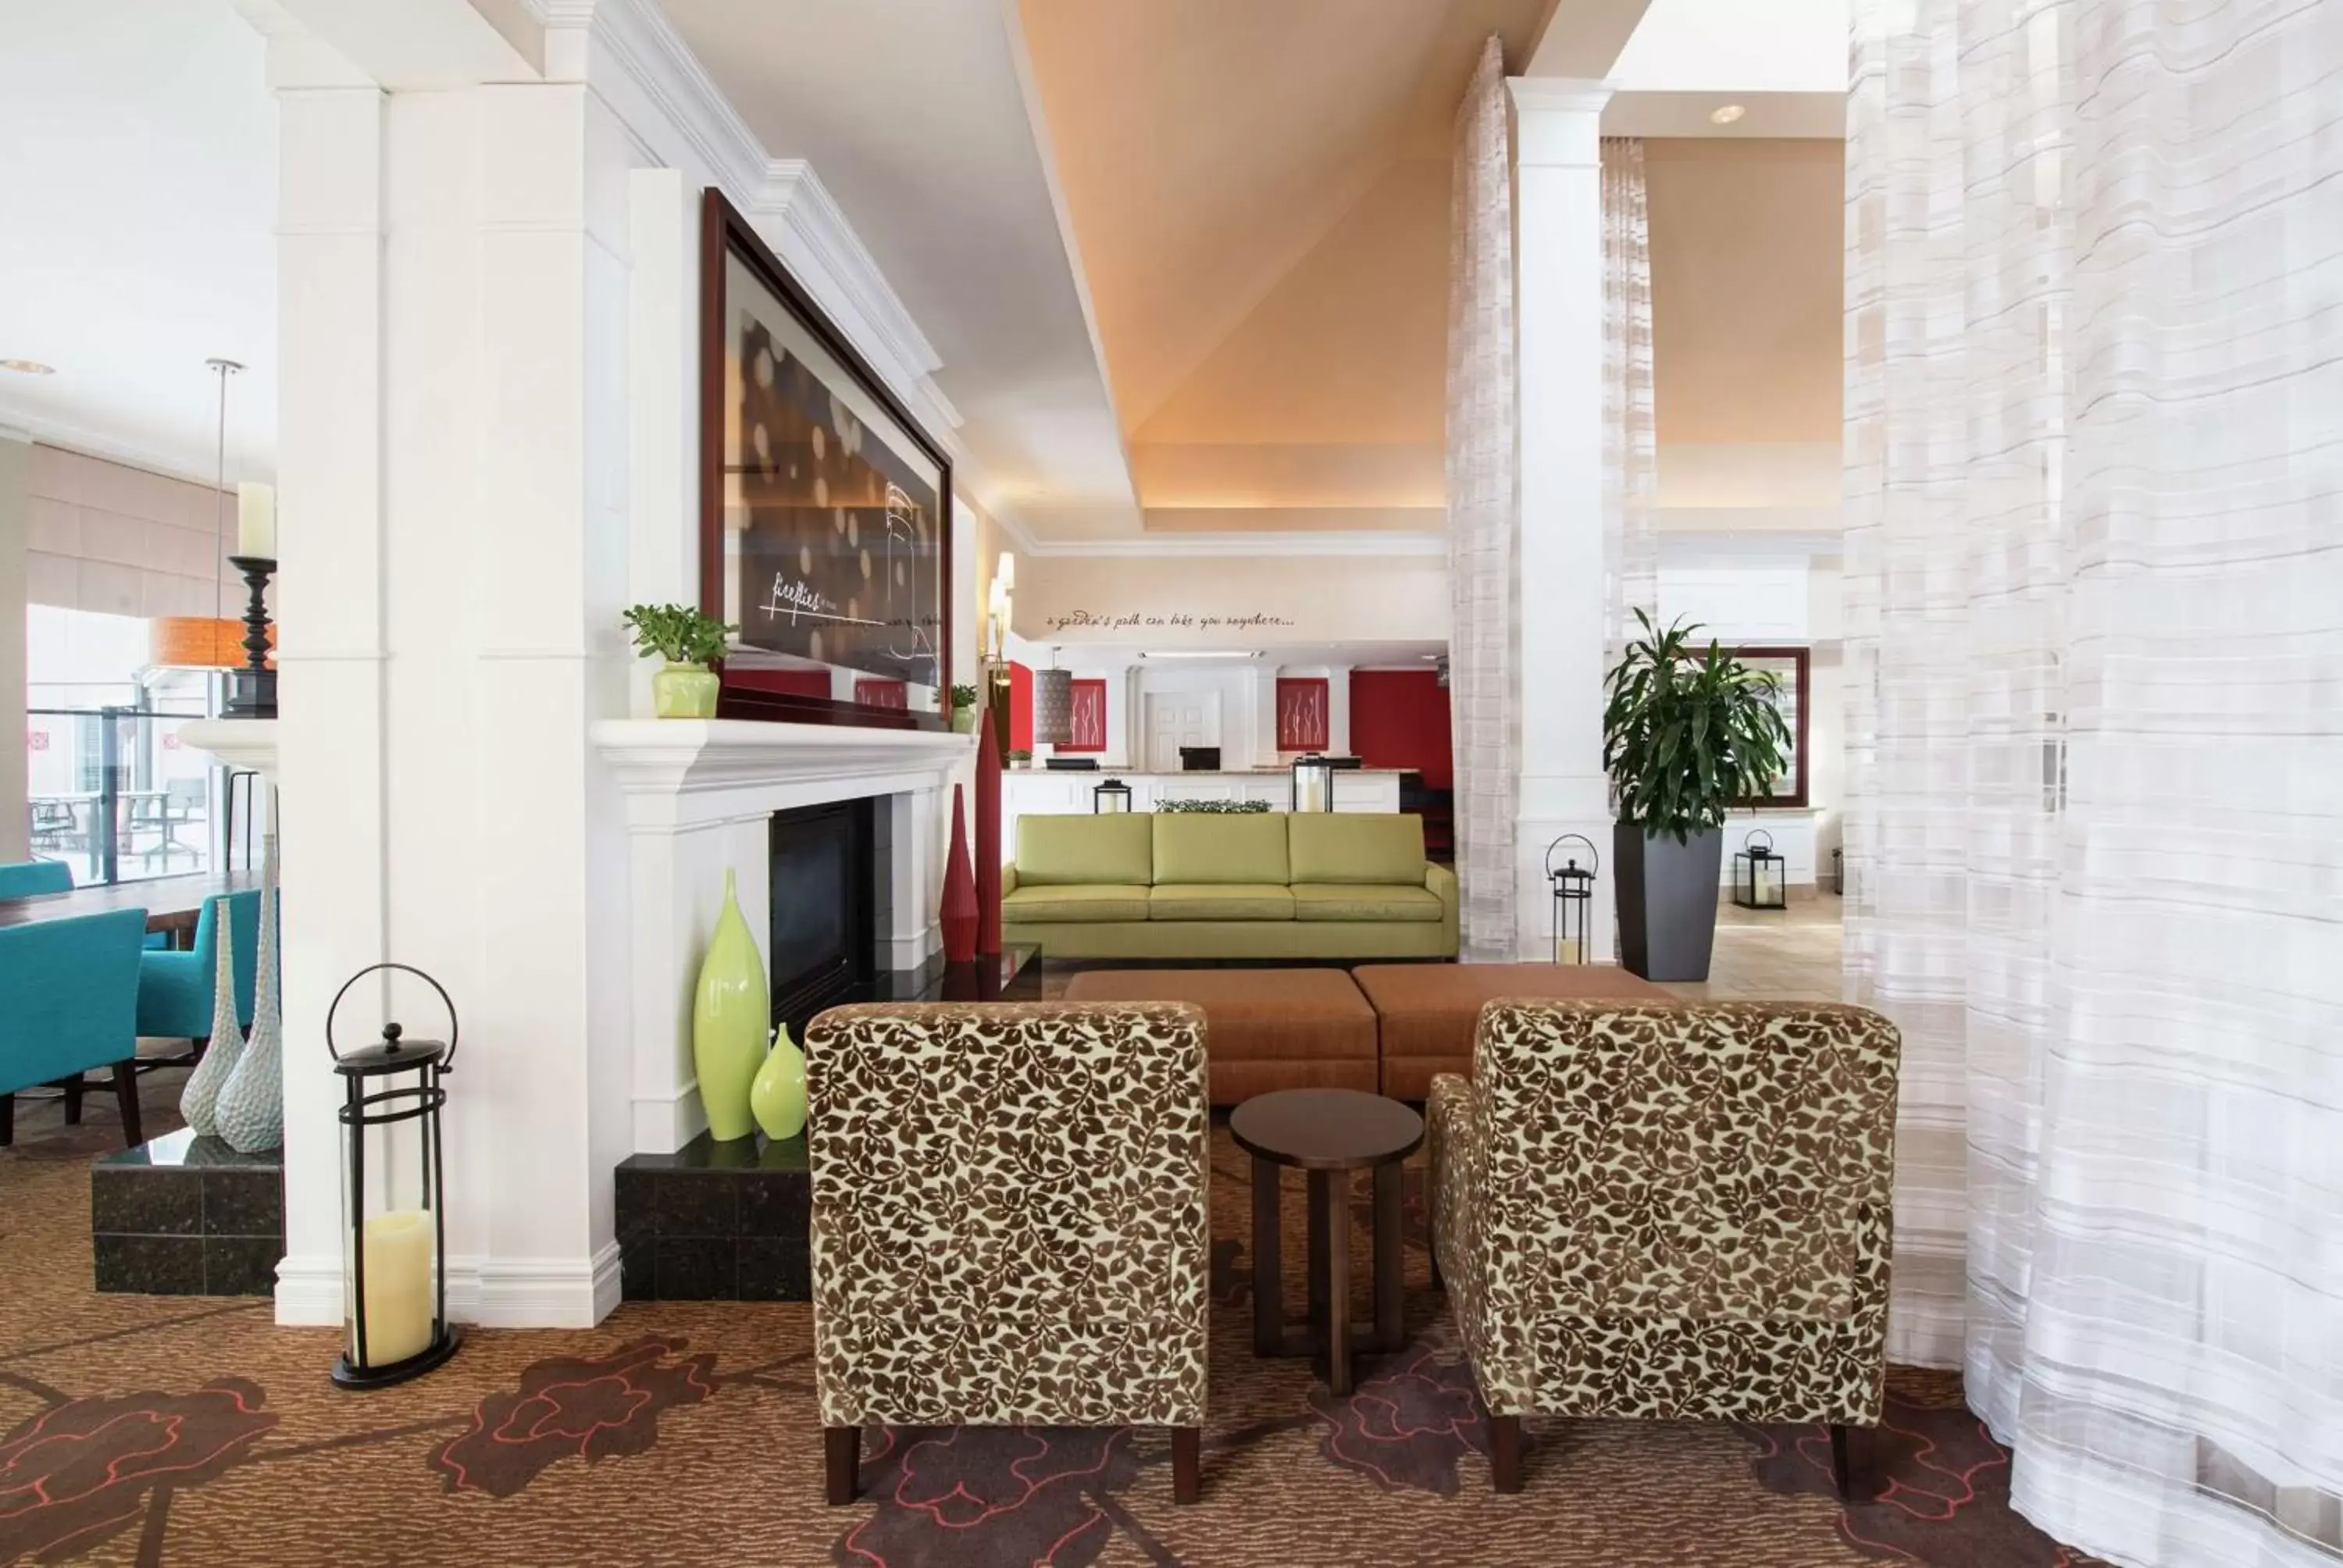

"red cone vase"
[941,782,979,964]
[975,718,1004,954]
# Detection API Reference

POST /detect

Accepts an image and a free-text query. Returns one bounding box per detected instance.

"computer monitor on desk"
[1178,747,1221,772]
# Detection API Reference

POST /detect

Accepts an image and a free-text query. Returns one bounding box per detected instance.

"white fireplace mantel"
[591,717,973,1153]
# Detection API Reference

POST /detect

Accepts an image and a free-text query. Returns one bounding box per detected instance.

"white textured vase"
[177,904,246,1138]
[216,834,283,1155]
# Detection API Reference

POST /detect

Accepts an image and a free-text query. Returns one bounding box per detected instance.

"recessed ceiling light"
[1710,104,1746,125]
[0,358,55,375]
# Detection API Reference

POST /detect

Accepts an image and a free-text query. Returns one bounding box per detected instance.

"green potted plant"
[1601,611,1792,981]
[949,682,980,735]
[1007,747,1032,769]
[623,603,736,720]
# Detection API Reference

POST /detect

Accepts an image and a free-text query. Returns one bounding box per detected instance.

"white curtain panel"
[1446,34,1519,962]
[1600,137,1659,663]
[1846,0,2342,1563]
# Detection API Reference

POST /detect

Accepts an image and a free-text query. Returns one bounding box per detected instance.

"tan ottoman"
[1352,964,1672,1099]
[1060,969,1379,1106]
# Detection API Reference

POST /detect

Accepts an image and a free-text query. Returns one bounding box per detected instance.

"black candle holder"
[224,554,277,719]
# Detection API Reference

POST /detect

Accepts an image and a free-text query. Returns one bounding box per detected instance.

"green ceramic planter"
[654,662,721,719]
[950,706,979,734]
[751,1023,806,1142]
[692,868,768,1141]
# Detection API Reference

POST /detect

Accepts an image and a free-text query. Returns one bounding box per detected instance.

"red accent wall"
[1062,679,1107,752]
[1008,661,1033,752]
[761,669,831,700]
[1275,677,1330,752]
[1349,670,1453,789]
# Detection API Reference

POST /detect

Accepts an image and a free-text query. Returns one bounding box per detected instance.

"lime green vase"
[693,868,768,1141]
[750,1024,807,1142]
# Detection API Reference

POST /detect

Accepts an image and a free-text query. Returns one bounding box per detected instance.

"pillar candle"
[357,1209,436,1367]
[236,482,276,559]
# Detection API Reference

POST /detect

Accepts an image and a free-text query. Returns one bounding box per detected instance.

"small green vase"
[950,706,978,734]
[654,661,721,718]
[692,868,768,1141]
[750,1024,807,1142]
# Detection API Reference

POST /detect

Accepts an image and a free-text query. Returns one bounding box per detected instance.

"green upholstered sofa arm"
[1000,863,1018,898]
[1426,861,1459,950]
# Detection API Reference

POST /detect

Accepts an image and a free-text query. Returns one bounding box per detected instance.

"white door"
[1144,692,1221,772]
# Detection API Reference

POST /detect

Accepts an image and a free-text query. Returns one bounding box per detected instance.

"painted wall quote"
[1043,609,1299,634]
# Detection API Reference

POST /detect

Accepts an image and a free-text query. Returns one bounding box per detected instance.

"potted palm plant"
[1601,611,1792,981]
[623,603,736,719]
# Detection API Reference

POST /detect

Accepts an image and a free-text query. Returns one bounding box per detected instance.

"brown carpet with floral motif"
[0,1071,2102,1567]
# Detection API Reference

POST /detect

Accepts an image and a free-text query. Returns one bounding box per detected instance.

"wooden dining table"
[0,869,262,938]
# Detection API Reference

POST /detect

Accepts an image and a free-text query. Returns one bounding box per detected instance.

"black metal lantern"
[1545,833,1599,964]
[1830,846,1844,896]
[1731,829,1787,911]
[326,964,462,1389]
[1290,754,1336,812]
[1094,778,1132,813]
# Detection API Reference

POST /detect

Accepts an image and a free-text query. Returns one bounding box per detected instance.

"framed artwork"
[1275,677,1330,752]
[1728,647,1809,807]
[700,191,952,728]
[1063,679,1107,753]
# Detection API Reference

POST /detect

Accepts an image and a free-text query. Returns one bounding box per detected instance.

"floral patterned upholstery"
[805,1002,1211,1430]
[1428,1001,1900,1424]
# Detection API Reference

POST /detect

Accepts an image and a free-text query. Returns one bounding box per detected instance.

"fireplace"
[768,799,880,1034]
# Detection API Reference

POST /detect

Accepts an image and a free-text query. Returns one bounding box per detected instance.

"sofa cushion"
[1152,811,1289,886]
[1288,813,1426,885]
[1289,883,1446,922]
[1015,813,1154,886]
[1148,884,1295,921]
[1001,883,1153,922]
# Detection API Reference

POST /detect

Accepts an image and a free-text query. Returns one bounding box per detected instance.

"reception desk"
[1000,768,1406,856]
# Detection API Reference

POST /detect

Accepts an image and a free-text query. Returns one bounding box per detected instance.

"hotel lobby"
[0,2,2336,1566]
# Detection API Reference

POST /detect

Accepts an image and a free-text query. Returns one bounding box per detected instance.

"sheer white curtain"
[1601,137,1658,661]
[1446,34,1518,962]
[1846,0,2343,1564]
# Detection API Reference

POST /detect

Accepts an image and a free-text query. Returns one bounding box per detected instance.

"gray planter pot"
[1614,823,1722,982]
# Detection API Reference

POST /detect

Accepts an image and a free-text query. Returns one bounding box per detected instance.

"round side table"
[1229,1087,1425,1396]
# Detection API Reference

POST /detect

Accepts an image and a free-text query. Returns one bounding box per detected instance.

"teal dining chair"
[135,890,262,1049]
[0,907,148,1146]
[0,861,73,899]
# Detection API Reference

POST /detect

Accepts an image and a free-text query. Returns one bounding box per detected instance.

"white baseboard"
[274,1244,625,1330]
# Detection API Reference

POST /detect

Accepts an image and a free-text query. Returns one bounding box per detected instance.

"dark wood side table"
[1230,1087,1425,1396]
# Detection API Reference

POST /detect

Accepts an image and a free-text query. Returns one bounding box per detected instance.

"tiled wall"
[23,444,241,619]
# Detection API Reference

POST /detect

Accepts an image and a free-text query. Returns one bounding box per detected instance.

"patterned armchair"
[1427,1001,1900,1495]
[806,1002,1211,1506]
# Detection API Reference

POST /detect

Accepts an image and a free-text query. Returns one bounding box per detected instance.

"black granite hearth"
[92,1128,285,1296]
[615,944,1043,1302]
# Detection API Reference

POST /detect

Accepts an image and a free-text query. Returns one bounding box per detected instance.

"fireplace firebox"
[768,798,879,1036]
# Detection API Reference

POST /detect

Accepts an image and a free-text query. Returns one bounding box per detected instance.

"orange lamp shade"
[150,616,272,670]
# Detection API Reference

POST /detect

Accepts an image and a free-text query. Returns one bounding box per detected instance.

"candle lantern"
[1830,846,1844,896]
[326,963,462,1389]
[1545,833,1599,964]
[1093,778,1132,813]
[1290,754,1336,813]
[1731,829,1787,911]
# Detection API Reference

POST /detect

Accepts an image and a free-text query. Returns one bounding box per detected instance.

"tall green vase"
[693,868,769,1142]
[751,1023,807,1142]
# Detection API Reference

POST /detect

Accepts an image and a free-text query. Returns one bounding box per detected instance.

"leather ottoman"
[1060,969,1379,1105]
[1351,964,1672,1099]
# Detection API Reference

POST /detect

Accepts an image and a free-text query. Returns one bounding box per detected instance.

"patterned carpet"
[0,1071,2101,1567]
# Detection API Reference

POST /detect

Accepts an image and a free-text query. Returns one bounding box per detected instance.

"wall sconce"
[986,551,1015,658]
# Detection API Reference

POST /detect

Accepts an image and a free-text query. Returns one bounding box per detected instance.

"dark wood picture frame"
[699,189,953,729]
[1728,646,1810,808]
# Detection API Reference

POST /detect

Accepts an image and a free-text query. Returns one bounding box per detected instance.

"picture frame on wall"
[1728,646,1809,807]
[699,190,953,729]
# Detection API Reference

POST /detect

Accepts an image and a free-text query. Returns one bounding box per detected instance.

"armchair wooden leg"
[112,1062,143,1148]
[1488,1413,1522,1494]
[1,1093,12,1147]
[1172,1426,1200,1504]
[61,1075,83,1125]
[825,1427,859,1506]
[1830,1424,1875,1502]
[1429,1240,1444,1292]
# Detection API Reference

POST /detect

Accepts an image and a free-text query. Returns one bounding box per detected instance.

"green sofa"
[1001,811,1458,960]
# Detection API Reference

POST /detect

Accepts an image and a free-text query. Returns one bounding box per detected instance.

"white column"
[0,430,28,862]
[1508,79,1617,961]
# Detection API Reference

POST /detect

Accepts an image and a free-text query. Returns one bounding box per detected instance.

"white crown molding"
[0,407,238,490]
[552,0,767,201]
[1022,531,1449,560]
